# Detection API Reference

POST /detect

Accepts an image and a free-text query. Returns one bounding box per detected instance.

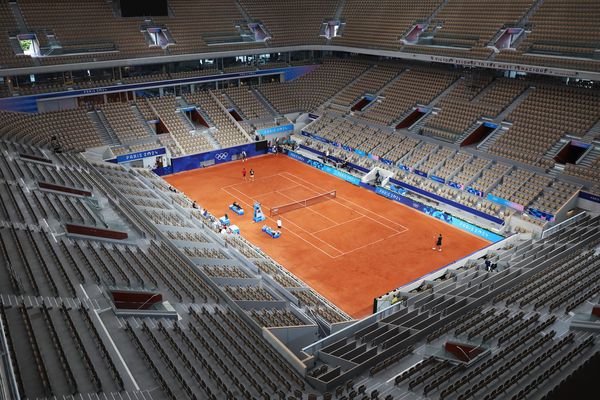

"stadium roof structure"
[0,0,599,80]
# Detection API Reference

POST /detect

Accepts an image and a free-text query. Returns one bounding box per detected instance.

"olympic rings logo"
[214,152,229,161]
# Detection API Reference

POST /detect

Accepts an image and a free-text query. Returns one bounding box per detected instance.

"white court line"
[273,189,339,225]
[225,185,346,257]
[253,189,292,204]
[338,231,404,257]
[264,183,403,257]
[285,172,409,233]
[221,172,293,191]
[282,171,409,233]
[310,215,365,234]
[221,171,409,259]
[303,167,490,242]
[221,185,344,258]
[221,185,341,258]
[231,172,343,227]
[311,216,404,256]
[280,172,408,235]
[271,173,408,249]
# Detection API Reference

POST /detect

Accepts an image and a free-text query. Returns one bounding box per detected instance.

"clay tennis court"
[166,154,490,318]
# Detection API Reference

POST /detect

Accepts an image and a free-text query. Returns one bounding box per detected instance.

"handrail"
[541,211,586,239]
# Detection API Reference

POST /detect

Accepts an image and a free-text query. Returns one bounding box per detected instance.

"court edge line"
[280,172,408,235]
[221,184,344,258]
[266,187,402,255]
[224,173,405,258]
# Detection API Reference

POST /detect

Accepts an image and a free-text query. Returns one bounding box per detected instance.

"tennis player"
[433,234,443,251]
[242,167,247,181]
[249,168,255,181]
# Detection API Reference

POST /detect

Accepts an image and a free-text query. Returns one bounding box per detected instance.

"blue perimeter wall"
[299,132,505,226]
[287,150,504,243]
[151,141,268,176]
[297,144,505,226]
[148,142,503,241]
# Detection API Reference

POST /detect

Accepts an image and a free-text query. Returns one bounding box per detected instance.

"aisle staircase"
[577,144,600,167]
[517,0,546,27]
[324,65,376,108]
[88,110,119,146]
[543,136,569,160]
[581,118,600,143]
[131,104,156,136]
[209,90,253,142]
[251,88,280,116]
[477,122,510,152]
[494,86,534,123]
[454,120,488,144]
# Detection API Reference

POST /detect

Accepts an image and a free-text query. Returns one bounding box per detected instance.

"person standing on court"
[242,167,247,181]
[241,150,247,162]
[249,168,255,181]
[433,233,443,251]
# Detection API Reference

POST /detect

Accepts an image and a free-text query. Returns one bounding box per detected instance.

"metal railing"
[541,211,587,239]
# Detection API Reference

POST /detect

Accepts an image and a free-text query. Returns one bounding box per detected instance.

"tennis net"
[270,190,336,216]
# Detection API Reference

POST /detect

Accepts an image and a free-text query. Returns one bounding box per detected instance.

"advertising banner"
[430,175,445,184]
[287,151,361,185]
[527,208,555,222]
[466,186,484,197]
[256,124,294,136]
[296,137,505,225]
[387,178,505,225]
[448,181,464,190]
[579,191,600,204]
[1,65,319,113]
[375,186,504,242]
[166,141,268,174]
[486,193,525,212]
[116,147,166,163]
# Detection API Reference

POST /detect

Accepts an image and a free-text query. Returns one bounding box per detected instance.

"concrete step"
[544,137,569,159]
[580,118,600,143]
[426,76,463,108]
[9,2,29,33]
[209,90,253,142]
[252,87,280,116]
[518,0,546,27]
[494,86,534,123]
[373,69,410,98]
[477,123,509,152]
[547,164,563,179]
[88,111,118,146]
[425,0,450,25]
[577,146,600,167]
[177,110,196,132]
[130,105,156,137]
[324,64,376,108]
[454,120,484,145]
[470,79,499,103]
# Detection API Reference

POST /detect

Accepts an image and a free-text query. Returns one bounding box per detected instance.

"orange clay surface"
[166,154,489,318]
